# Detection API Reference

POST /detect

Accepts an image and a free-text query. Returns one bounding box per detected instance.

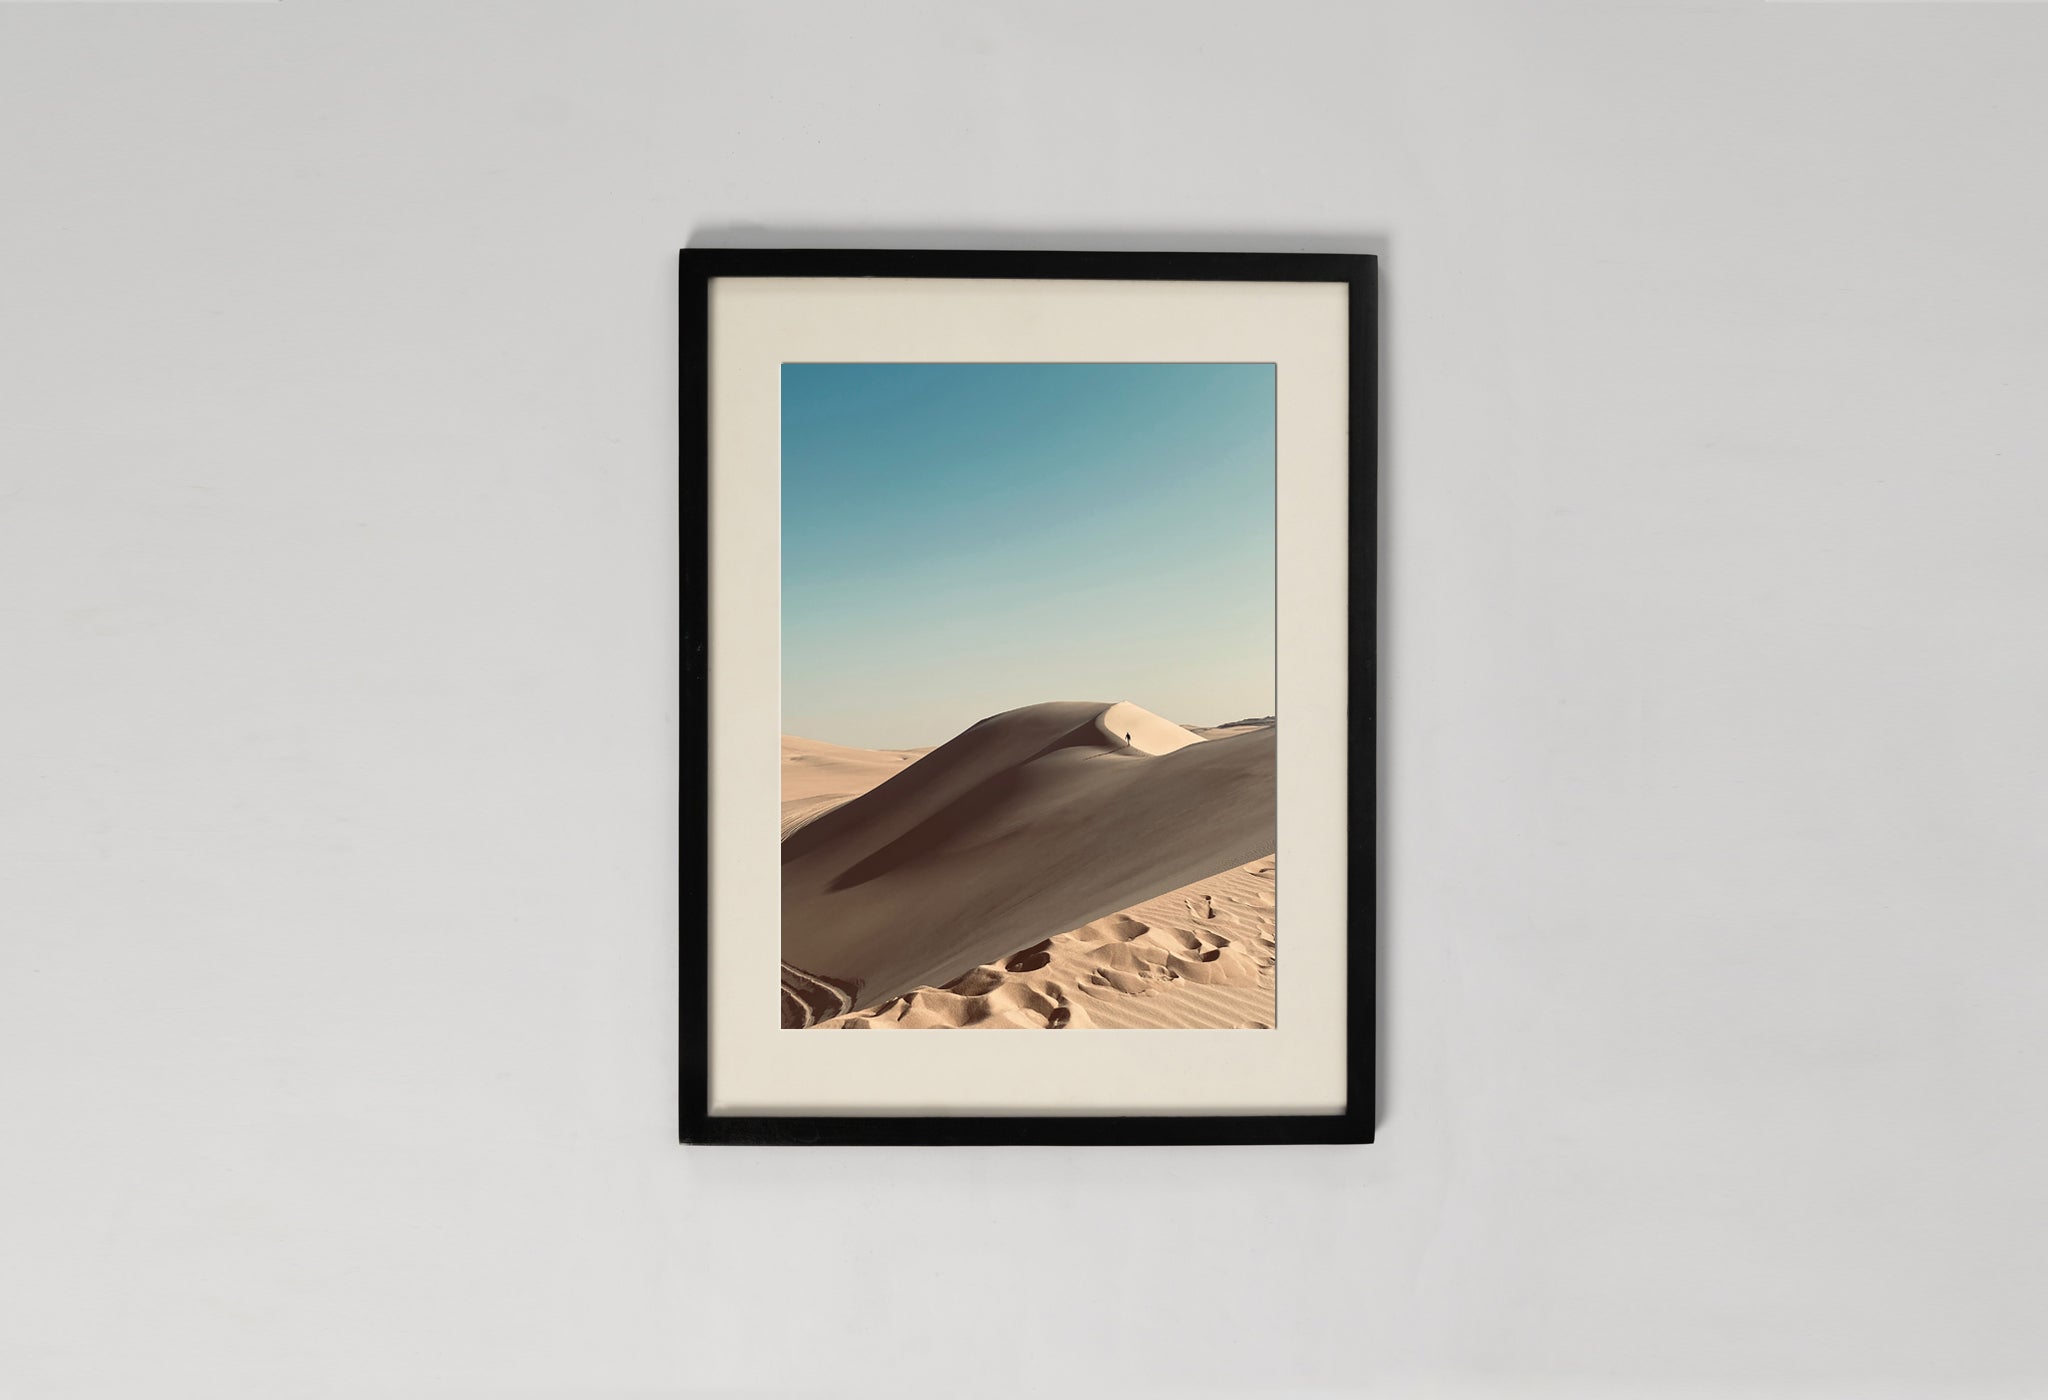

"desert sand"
[779,734,931,839]
[780,701,1276,1030]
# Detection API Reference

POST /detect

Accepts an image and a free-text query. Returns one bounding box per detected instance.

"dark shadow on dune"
[778,706,1097,866]
[804,712,1160,891]
[1004,941,1054,974]
[819,766,1030,891]
[1023,716,1126,763]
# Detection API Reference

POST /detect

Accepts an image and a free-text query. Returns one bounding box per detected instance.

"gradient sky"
[782,362,1275,749]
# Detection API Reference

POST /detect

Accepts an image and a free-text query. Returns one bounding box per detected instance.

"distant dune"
[781,701,1276,1026]
[1187,717,1277,741]
[779,734,930,839]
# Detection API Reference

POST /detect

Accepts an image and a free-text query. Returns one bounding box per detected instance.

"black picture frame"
[680,247,1376,1146]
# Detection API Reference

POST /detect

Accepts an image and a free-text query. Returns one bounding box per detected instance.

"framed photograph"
[680,248,1374,1145]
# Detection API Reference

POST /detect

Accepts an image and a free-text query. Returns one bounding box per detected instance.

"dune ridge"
[779,734,929,840]
[781,700,1276,1018]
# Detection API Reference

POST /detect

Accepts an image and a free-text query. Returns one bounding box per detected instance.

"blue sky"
[782,362,1275,749]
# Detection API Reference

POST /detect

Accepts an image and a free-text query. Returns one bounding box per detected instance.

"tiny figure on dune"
[1126,731,1132,747]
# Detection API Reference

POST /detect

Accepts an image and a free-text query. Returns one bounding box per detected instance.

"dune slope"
[782,700,1276,1012]
[779,734,928,839]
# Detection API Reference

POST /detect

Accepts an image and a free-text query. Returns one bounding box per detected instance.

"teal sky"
[782,362,1275,749]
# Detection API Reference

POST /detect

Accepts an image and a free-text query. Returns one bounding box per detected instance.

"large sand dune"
[781,701,1276,1020]
[779,734,929,839]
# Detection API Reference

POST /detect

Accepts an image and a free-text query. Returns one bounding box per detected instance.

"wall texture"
[2,2,2044,1395]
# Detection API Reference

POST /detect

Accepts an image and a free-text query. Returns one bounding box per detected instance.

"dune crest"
[1095,700,1204,755]
[782,700,1276,1013]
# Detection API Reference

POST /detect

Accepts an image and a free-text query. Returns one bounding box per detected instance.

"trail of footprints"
[815,859,1277,1030]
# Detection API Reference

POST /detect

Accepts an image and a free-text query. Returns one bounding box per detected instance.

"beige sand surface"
[814,858,1277,1030]
[779,701,1277,1029]
[779,734,929,839]
[1187,718,1276,741]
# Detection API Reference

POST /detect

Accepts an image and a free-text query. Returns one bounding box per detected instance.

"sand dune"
[1187,715,1277,741]
[779,734,928,839]
[781,701,1276,1021]
[814,858,1277,1030]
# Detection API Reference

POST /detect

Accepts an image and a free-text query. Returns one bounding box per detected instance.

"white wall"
[3,2,2043,1395]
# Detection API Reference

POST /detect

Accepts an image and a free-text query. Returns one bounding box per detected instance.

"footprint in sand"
[1142,926,1205,954]
[944,965,1008,997]
[1004,940,1054,974]
[1073,914,1149,944]
[1088,967,1154,997]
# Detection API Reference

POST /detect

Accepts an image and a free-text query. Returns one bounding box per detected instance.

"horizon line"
[781,701,1279,751]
